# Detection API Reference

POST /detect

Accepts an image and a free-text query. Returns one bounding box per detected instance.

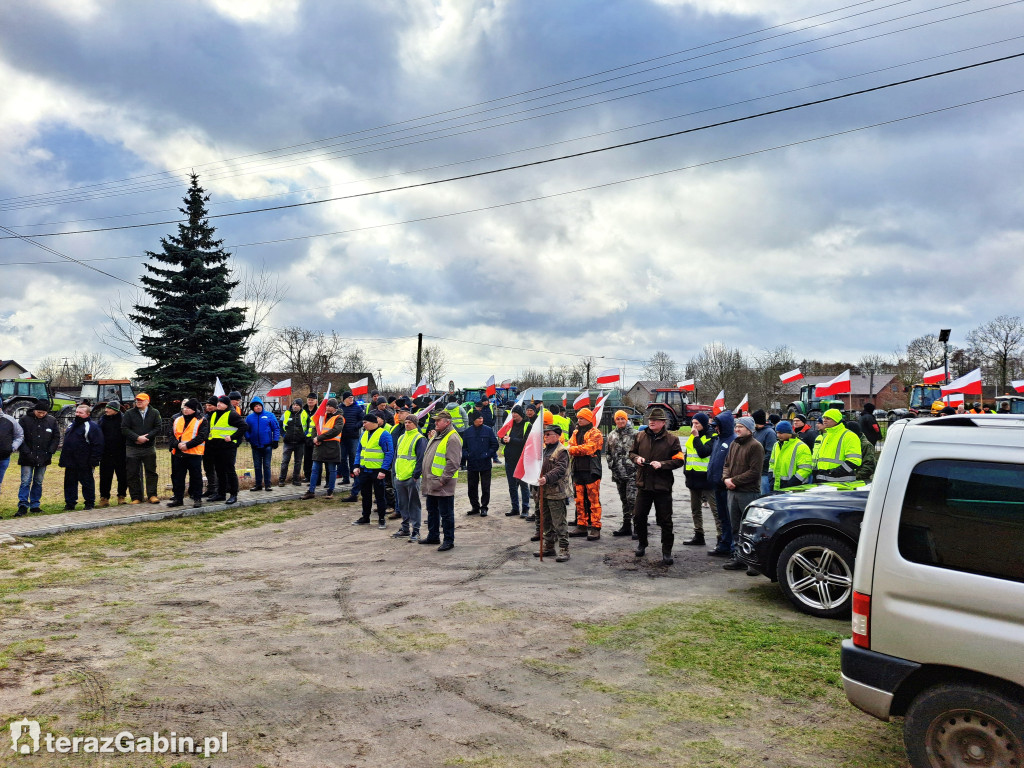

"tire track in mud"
[453,543,526,585]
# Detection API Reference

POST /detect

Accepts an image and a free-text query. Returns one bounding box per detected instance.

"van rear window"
[899,459,1024,582]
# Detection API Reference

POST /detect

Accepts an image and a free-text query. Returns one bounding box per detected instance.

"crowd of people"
[1,388,884,567]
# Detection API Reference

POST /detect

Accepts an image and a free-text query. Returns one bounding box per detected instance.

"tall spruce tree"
[132,174,254,405]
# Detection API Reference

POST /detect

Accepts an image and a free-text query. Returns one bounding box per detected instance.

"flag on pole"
[572,392,590,409]
[266,378,292,397]
[496,394,525,439]
[413,393,446,421]
[1012,380,1024,393]
[940,367,982,396]
[712,390,726,416]
[213,377,225,398]
[500,379,513,389]
[816,370,851,397]
[677,379,695,391]
[779,368,803,384]
[732,393,749,415]
[514,406,545,485]
[412,379,429,398]
[561,391,567,408]
[592,393,610,427]
[311,382,333,432]
[942,393,965,405]
[349,378,369,397]
[595,368,620,386]
[485,375,497,397]
[922,366,947,385]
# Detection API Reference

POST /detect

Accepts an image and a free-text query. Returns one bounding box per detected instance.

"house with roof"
[0,360,32,379]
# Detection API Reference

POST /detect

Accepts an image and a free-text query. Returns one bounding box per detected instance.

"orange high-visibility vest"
[173,416,205,456]
[318,413,342,441]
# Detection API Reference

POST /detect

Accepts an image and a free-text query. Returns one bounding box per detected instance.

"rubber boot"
[662,545,674,566]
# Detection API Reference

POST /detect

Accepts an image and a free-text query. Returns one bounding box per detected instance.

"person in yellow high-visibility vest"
[769,421,813,491]
[393,413,426,542]
[811,409,862,484]
[352,412,395,529]
[419,411,463,551]
[207,395,245,504]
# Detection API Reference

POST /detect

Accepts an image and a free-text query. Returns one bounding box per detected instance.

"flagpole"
[538,486,545,562]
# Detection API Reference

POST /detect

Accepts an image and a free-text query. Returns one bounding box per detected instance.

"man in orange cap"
[121,392,162,504]
[606,410,638,538]
[568,407,604,540]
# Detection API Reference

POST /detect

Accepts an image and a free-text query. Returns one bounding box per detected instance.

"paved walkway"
[0,484,313,538]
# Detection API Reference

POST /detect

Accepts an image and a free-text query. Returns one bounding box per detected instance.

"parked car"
[736,483,868,619]
[841,414,1024,768]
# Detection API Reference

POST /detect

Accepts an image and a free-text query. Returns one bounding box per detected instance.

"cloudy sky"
[2,0,1022,387]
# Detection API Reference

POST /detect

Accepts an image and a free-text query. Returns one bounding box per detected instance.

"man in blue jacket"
[245,396,280,492]
[706,411,735,557]
[60,403,104,510]
[462,411,499,517]
[351,411,394,529]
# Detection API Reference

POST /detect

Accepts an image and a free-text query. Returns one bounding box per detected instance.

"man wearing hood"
[245,396,280,491]
[606,410,638,539]
[98,401,127,507]
[750,410,778,496]
[568,407,604,540]
[0,396,25,498]
[706,411,736,557]
[501,405,532,519]
[683,412,719,547]
[811,409,862,484]
[722,415,764,570]
[629,408,685,565]
[857,403,882,448]
[844,421,876,482]
[207,395,246,504]
[279,399,308,487]
[167,399,209,508]
[60,403,105,511]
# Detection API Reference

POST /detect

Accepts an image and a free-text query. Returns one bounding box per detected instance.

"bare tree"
[516,367,547,389]
[857,353,891,398]
[686,342,745,402]
[967,315,1024,392]
[234,261,287,395]
[35,353,115,386]
[571,356,594,389]
[405,344,447,389]
[749,345,797,411]
[273,327,344,397]
[906,335,946,375]
[339,345,371,373]
[643,351,678,381]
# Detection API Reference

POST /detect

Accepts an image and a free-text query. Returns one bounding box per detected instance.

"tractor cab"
[787,383,845,420]
[0,379,48,402]
[79,379,135,415]
[995,395,1024,414]
[908,384,942,410]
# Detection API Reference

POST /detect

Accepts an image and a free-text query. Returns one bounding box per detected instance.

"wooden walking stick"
[538,485,545,562]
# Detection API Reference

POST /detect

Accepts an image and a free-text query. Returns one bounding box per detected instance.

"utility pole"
[585,361,591,389]
[415,333,423,385]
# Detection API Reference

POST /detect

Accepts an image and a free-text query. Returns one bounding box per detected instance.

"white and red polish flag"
[941,368,982,396]
[500,379,513,389]
[779,368,803,384]
[922,367,947,385]
[712,390,726,416]
[413,393,446,421]
[816,370,851,397]
[485,375,497,397]
[412,379,430,398]
[561,391,567,407]
[592,393,610,427]
[266,378,292,397]
[349,378,369,397]
[311,382,333,432]
[1012,380,1024,393]
[732,393,749,415]
[572,391,590,409]
[514,407,545,485]
[595,368,620,386]
[496,395,525,439]
[942,393,965,405]
[677,379,695,391]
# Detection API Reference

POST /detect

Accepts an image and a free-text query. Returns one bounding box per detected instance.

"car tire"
[775,533,855,619]
[904,682,1024,768]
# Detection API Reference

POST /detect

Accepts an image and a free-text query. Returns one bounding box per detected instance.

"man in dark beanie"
[202,397,220,498]
[750,409,777,496]
[352,411,394,528]
[462,409,499,516]
[168,399,208,508]
[302,398,343,499]
[302,392,319,485]
[858,403,882,448]
[98,401,127,507]
[16,399,60,516]
[683,411,719,547]
[339,390,363,491]
[207,395,246,504]
[60,403,104,510]
[279,399,308,486]
[228,391,243,416]
[500,405,532,518]
[792,413,817,449]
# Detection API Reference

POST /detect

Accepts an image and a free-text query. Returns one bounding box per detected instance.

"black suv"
[735,486,869,619]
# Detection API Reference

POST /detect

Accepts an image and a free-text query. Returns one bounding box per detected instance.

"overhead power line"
[15,30,1023,231]
[1,0,1005,211]
[0,0,905,205]
[6,52,1021,240]
[0,224,139,288]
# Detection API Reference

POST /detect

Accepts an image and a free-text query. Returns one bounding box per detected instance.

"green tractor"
[786,383,846,421]
[0,379,78,431]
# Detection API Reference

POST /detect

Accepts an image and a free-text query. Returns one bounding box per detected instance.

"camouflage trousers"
[614,477,637,520]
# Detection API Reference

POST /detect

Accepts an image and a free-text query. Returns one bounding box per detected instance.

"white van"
[841,415,1024,768]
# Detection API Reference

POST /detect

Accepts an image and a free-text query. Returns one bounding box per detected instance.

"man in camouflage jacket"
[606,410,638,539]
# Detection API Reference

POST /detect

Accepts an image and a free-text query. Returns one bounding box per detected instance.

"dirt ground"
[0,475,907,768]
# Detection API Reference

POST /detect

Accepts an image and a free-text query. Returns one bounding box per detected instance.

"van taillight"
[852,591,870,649]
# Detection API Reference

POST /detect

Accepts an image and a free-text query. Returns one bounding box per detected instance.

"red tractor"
[644,389,712,430]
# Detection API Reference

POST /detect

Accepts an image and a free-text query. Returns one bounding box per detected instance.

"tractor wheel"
[3,398,35,421]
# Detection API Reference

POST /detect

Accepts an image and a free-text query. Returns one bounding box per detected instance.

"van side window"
[899,459,1024,582]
